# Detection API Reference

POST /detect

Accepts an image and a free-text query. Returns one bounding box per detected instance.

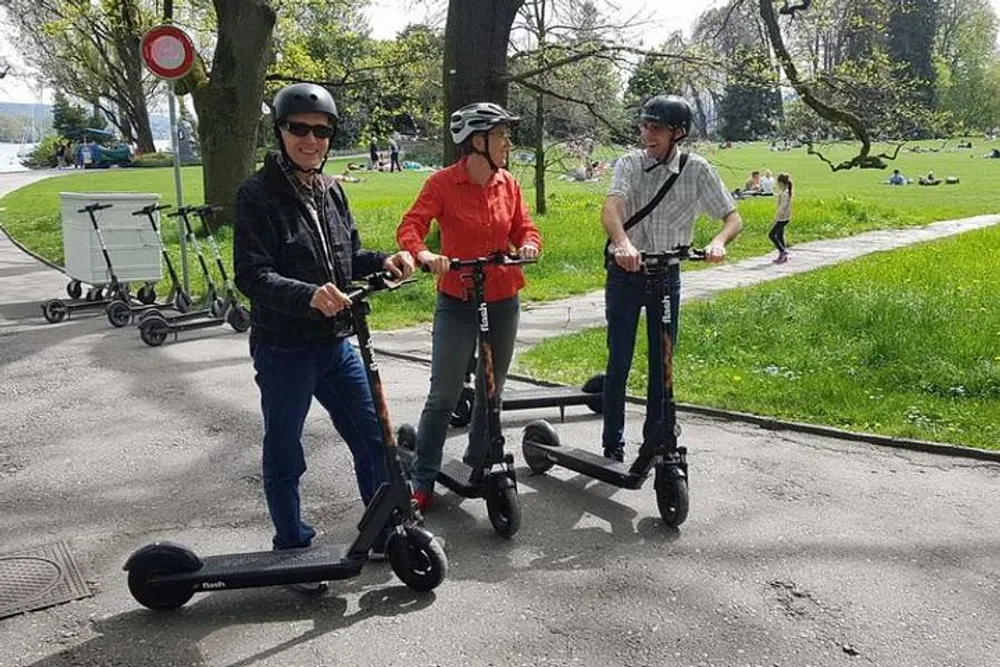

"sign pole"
[167,82,189,293]
[140,23,196,296]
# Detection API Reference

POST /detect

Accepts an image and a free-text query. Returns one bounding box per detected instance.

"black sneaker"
[603,447,624,463]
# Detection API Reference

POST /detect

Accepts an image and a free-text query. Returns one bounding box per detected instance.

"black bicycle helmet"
[273,83,339,126]
[640,95,692,136]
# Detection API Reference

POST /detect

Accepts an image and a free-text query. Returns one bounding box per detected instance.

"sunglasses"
[282,122,336,139]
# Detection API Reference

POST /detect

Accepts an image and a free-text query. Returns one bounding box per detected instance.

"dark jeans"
[390,152,401,172]
[411,293,520,492]
[602,264,681,452]
[769,220,789,253]
[251,338,387,549]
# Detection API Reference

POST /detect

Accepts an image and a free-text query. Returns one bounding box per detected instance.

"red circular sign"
[140,25,196,80]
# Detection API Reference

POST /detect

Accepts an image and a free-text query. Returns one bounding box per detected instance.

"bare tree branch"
[759,0,892,170]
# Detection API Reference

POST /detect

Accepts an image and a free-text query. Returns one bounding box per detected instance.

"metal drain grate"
[0,541,92,619]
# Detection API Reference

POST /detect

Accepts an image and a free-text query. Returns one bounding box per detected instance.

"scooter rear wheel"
[106,300,132,328]
[654,466,689,528]
[389,526,447,592]
[140,317,169,347]
[522,419,559,474]
[42,299,68,324]
[449,387,474,427]
[486,477,521,538]
[127,551,196,611]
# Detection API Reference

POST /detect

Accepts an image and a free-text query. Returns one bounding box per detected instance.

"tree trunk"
[114,0,156,154]
[187,0,275,229]
[533,91,546,214]
[442,0,523,165]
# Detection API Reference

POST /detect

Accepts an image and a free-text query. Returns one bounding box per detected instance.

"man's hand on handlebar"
[612,239,643,272]
[310,282,352,317]
[383,250,416,279]
[704,241,726,263]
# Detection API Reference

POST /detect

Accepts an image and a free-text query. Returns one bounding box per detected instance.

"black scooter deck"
[524,441,646,490]
[503,386,596,411]
[153,544,363,591]
[397,447,485,498]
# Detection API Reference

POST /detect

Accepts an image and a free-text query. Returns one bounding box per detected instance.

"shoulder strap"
[605,153,688,265]
[622,152,688,233]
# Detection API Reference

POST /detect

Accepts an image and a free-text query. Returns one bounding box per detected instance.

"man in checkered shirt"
[600,94,743,462]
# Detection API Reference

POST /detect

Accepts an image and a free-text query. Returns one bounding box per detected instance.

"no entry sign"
[140,25,196,80]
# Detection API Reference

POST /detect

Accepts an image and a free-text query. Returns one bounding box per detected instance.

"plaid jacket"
[234,152,388,346]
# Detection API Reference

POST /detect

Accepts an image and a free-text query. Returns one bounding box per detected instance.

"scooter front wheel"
[486,476,521,538]
[137,283,157,305]
[449,387,474,427]
[397,424,417,450]
[654,465,689,528]
[226,304,251,332]
[389,526,447,593]
[106,300,132,328]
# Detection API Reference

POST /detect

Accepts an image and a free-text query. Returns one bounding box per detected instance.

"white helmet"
[449,102,520,145]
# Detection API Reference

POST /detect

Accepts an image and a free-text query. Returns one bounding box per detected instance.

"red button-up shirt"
[396,158,543,302]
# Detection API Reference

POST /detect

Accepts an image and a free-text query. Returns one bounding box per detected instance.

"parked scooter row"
[135,205,250,347]
[39,202,250,346]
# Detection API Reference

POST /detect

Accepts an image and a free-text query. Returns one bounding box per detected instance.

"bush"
[399,139,442,167]
[21,135,62,169]
[132,152,176,168]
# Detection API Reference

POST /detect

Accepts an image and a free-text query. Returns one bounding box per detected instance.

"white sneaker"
[286,581,328,595]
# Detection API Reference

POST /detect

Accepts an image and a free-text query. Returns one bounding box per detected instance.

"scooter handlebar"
[78,203,114,214]
[345,270,417,301]
[132,204,173,216]
[639,246,706,265]
[419,251,539,273]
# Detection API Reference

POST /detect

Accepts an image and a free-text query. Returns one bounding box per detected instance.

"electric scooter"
[520,246,706,528]
[41,203,132,324]
[450,353,603,426]
[397,252,537,538]
[123,271,447,611]
[104,204,195,327]
[137,205,250,346]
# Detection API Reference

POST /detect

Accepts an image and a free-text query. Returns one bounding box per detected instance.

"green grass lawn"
[1,140,998,329]
[516,225,1000,450]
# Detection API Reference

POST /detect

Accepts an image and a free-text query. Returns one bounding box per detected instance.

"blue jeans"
[601,264,681,452]
[411,293,520,492]
[251,338,387,549]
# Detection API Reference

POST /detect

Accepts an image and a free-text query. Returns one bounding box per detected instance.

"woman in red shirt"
[396,102,542,512]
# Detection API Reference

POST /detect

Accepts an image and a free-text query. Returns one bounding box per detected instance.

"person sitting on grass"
[918,171,941,186]
[888,169,908,185]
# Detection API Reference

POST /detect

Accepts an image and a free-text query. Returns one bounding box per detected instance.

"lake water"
[0,142,34,173]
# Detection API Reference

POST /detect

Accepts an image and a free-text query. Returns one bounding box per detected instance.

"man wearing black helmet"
[234,83,415,587]
[600,94,742,462]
